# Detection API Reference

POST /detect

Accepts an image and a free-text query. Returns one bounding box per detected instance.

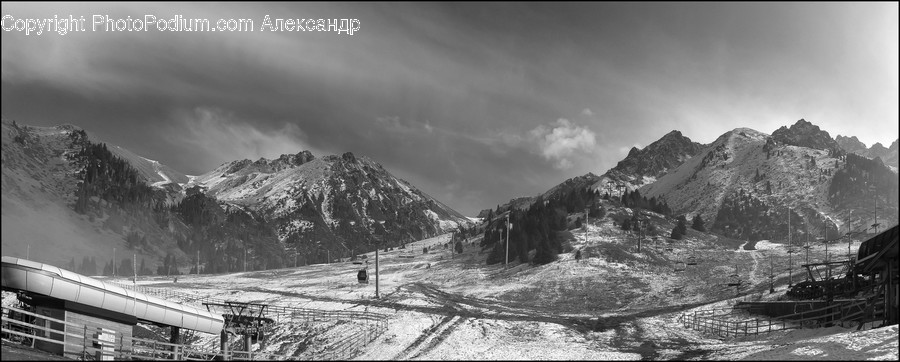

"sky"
[2,2,898,216]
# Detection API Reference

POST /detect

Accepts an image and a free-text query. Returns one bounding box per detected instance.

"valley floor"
[99,227,896,360]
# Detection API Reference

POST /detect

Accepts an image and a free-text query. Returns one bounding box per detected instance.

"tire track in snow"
[408,316,468,360]
[392,315,458,360]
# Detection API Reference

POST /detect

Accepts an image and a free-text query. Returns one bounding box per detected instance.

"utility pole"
[805,223,810,282]
[636,215,644,253]
[197,250,200,275]
[638,213,648,252]
[871,184,878,234]
[824,216,830,280]
[824,216,829,265]
[788,208,793,287]
[584,207,589,246]
[113,247,117,278]
[505,213,511,267]
[26,245,29,260]
[244,248,247,272]
[847,210,853,263]
[769,253,775,293]
[133,254,137,285]
[374,247,380,298]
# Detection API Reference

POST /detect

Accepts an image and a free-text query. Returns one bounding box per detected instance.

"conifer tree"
[691,214,706,232]
[671,215,688,239]
[621,218,632,231]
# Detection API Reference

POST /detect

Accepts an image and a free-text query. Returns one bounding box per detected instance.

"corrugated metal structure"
[1,256,224,334]
[853,225,898,327]
[737,225,898,329]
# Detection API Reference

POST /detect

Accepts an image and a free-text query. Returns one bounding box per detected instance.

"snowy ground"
[59,223,895,361]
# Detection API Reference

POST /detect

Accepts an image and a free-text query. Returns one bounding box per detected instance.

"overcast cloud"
[2,2,897,215]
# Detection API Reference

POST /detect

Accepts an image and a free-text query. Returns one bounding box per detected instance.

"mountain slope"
[835,135,868,154]
[1,120,162,269]
[593,130,704,194]
[189,151,471,254]
[836,135,899,170]
[2,119,472,272]
[771,118,842,153]
[105,144,190,187]
[641,122,898,241]
[480,130,701,217]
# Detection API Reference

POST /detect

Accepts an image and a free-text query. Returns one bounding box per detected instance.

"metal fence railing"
[4,281,390,361]
[678,294,885,339]
[677,307,799,338]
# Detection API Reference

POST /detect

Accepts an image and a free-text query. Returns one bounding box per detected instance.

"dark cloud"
[2,2,897,215]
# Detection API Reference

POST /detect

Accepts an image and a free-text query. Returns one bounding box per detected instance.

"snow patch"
[424,209,459,231]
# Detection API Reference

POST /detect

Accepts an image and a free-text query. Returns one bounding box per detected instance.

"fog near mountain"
[1,121,131,267]
[1,119,472,271]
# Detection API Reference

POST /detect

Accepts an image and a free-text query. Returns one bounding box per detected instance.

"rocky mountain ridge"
[835,134,898,169]
[1,119,471,271]
[490,118,898,245]
[480,129,702,217]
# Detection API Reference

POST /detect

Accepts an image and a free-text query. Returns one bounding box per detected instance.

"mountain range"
[1,119,470,273]
[2,117,897,274]
[478,129,703,217]
[490,119,898,243]
[835,134,899,169]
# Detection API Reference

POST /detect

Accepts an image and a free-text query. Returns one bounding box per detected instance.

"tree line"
[65,131,289,276]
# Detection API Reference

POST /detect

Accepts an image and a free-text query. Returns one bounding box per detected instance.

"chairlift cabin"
[686,256,698,266]
[726,273,742,287]
[356,260,369,284]
[357,269,369,284]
